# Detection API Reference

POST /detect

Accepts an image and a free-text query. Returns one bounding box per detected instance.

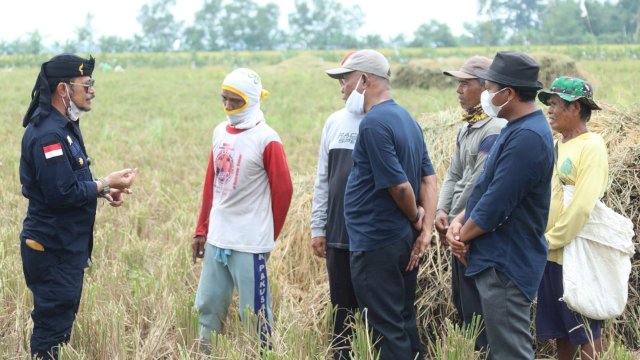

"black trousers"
[21,240,87,360]
[326,247,359,360]
[350,231,423,360]
[451,255,488,350]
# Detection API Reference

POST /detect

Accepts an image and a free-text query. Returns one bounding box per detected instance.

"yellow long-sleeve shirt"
[546,132,609,264]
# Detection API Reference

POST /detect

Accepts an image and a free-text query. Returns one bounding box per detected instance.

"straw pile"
[531,52,583,88]
[392,58,461,89]
[393,53,584,90]
[591,104,640,349]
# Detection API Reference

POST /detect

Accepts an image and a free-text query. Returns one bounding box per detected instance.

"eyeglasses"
[69,79,95,91]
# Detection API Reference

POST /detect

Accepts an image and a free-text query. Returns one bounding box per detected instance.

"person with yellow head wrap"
[221,67,270,129]
[191,68,293,352]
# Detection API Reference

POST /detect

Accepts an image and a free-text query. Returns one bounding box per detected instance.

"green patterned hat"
[538,76,601,110]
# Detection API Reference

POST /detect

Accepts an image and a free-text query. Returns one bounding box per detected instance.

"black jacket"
[20,107,97,255]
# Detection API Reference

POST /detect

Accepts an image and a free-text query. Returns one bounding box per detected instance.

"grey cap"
[443,56,492,79]
[325,49,391,80]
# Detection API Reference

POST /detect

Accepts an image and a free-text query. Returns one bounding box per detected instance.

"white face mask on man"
[62,84,83,121]
[345,75,366,115]
[480,87,510,118]
[225,108,263,129]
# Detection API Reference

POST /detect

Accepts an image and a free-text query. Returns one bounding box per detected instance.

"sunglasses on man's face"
[69,79,95,91]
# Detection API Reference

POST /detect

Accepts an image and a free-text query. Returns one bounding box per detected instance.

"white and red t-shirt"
[194,121,293,253]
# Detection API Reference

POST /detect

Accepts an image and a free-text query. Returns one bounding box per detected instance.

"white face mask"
[480,88,509,118]
[345,76,365,115]
[226,110,264,129]
[62,84,83,121]
[224,98,264,129]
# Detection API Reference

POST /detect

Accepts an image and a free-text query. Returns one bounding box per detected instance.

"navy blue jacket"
[464,109,554,301]
[20,108,98,254]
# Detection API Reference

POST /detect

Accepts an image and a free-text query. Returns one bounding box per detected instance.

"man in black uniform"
[20,53,137,359]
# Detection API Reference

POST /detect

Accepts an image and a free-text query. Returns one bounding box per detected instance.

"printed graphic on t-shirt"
[215,143,242,197]
[560,158,573,176]
[337,131,358,145]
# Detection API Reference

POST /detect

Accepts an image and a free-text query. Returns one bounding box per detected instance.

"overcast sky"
[0,0,479,44]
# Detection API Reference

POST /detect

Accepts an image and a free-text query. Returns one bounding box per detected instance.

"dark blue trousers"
[21,240,87,360]
[350,231,423,360]
[326,247,359,360]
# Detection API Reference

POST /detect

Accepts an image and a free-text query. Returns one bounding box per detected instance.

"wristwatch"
[98,177,110,196]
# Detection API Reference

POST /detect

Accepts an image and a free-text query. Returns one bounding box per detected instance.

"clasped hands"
[445,217,469,266]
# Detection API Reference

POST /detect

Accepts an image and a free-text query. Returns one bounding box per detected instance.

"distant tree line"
[0,0,638,55]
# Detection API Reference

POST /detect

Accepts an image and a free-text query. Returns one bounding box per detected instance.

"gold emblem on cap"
[79,158,84,166]
[79,63,84,76]
[67,135,73,144]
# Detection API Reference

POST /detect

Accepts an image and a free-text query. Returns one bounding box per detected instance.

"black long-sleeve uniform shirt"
[20,108,98,255]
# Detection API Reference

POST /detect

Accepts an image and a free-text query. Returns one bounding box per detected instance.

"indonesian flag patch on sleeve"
[43,143,63,159]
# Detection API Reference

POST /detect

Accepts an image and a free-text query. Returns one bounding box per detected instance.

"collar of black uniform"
[50,107,76,128]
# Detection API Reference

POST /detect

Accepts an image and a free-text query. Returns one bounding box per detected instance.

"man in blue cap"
[447,51,554,359]
[20,53,137,359]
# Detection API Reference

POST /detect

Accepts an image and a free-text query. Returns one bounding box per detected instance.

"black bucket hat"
[476,51,543,89]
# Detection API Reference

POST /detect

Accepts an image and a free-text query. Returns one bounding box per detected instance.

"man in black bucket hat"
[447,51,555,359]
